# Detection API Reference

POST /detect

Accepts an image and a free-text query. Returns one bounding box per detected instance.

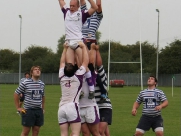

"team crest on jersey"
[65,81,71,87]
[154,92,160,98]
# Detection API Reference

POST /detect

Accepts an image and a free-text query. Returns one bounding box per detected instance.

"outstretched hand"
[95,44,99,50]
[155,105,162,111]
[63,42,68,49]
[131,108,137,116]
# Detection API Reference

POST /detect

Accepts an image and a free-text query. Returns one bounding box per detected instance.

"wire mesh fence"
[0,73,180,87]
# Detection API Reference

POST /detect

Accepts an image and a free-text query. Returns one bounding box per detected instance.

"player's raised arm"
[96,0,102,13]
[60,44,68,68]
[87,0,98,15]
[80,0,86,6]
[58,0,66,9]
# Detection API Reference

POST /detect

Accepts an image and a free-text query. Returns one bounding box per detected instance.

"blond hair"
[30,66,42,76]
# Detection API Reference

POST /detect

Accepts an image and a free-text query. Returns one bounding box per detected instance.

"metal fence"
[0,73,180,87]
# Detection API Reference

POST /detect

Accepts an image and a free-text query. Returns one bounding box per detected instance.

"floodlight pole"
[19,15,22,84]
[107,2,111,90]
[156,9,160,82]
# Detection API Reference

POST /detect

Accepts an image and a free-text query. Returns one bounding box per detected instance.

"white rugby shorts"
[58,102,81,125]
[65,39,82,50]
[80,105,100,124]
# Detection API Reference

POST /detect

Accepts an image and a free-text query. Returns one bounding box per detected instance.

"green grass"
[0,84,180,136]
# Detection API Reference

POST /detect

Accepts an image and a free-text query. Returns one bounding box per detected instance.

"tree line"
[0,33,181,74]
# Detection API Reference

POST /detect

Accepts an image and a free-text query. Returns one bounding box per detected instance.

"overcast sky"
[0,0,181,53]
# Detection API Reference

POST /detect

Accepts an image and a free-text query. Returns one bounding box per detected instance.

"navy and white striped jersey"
[20,78,30,83]
[95,65,112,109]
[15,78,45,109]
[81,4,103,40]
[136,88,167,116]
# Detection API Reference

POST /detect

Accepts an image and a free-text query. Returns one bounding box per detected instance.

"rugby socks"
[96,74,107,95]
[91,71,97,86]
[88,63,97,86]
[85,71,94,92]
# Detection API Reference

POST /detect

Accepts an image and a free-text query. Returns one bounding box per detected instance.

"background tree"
[56,35,65,56]
[159,39,181,74]
[1,33,181,74]
[22,45,58,73]
[96,31,102,44]
[0,49,19,72]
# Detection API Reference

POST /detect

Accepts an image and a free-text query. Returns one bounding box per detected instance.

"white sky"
[0,0,181,53]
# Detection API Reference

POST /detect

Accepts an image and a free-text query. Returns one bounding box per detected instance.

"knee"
[21,132,29,136]
[33,128,40,135]
[99,128,104,135]
[91,131,100,136]
[91,43,96,50]
[33,130,40,135]
[155,131,163,136]
[134,131,144,136]
[81,131,90,136]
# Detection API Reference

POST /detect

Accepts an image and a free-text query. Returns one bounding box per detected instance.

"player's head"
[24,72,30,78]
[64,63,75,77]
[147,75,157,87]
[30,66,42,78]
[70,0,79,13]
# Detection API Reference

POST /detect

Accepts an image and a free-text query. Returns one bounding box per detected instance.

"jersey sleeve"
[81,4,87,10]
[41,82,45,97]
[59,68,64,79]
[96,11,103,21]
[82,10,91,24]
[62,5,69,20]
[159,91,167,102]
[75,66,86,76]
[136,91,143,104]
[15,82,26,95]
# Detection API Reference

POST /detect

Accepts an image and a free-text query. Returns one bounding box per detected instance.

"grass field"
[0,84,180,136]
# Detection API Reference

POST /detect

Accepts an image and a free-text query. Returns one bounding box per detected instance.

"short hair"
[30,66,42,76]
[64,63,75,77]
[149,75,158,83]
[24,72,30,76]
[74,64,79,71]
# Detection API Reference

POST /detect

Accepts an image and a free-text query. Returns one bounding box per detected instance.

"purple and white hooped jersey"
[59,66,86,106]
[62,5,90,40]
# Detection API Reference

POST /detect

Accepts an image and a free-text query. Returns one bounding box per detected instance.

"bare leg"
[75,47,83,65]
[134,131,144,136]
[21,126,31,136]
[60,123,69,136]
[66,47,75,65]
[32,126,41,136]
[70,122,81,136]
[105,126,110,136]
[81,123,91,136]
[89,43,96,66]
[88,123,100,136]
[99,122,107,136]
[155,131,163,136]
